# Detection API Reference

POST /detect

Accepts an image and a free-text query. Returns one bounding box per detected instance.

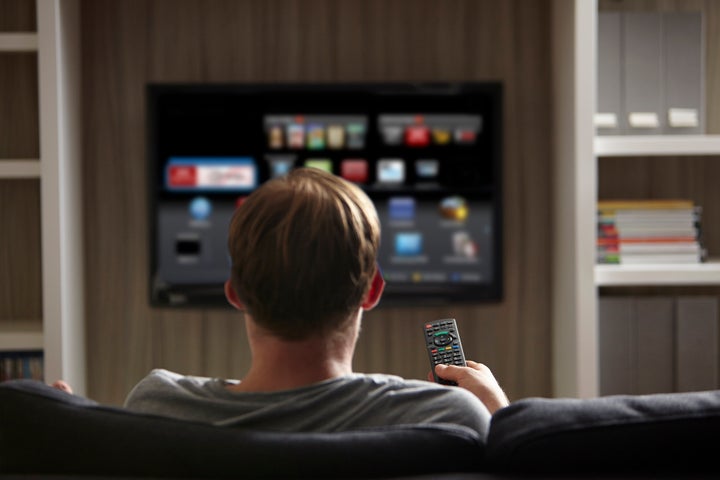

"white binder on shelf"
[622,13,664,135]
[596,12,623,134]
[663,12,704,134]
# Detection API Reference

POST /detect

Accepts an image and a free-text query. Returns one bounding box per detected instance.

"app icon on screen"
[307,124,325,150]
[327,125,345,149]
[167,164,197,188]
[432,127,452,145]
[346,123,366,149]
[405,125,430,147]
[340,159,368,183]
[439,196,469,222]
[189,196,212,221]
[416,159,439,179]
[395,232,423,256]
[377,159,405,184]
[388,197,416,221]
[381,125,404,145]
[452,231,478,259]
[268,125,284,149]
[304,159,333,173]
[454,127,477,144]
[167,157,256,192]
[266,155,296,178]
[288,124,305,149]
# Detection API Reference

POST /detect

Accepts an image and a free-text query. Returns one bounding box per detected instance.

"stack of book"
[597,200,704,265]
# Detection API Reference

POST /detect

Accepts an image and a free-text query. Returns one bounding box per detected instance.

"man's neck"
[228,317,358,393]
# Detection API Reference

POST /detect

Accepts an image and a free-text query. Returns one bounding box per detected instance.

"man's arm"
[431,360,509,414]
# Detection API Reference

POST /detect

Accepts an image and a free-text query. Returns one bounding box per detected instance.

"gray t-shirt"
[125,369,490,436]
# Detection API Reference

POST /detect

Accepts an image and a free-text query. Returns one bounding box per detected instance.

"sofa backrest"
[0,379,485,478]
[487,390,720,474]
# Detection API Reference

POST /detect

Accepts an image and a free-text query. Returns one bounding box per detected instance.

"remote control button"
[433,332,453,346]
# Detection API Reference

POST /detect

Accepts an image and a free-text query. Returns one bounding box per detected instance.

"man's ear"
[224,280,244,310]
[361,269,385,310]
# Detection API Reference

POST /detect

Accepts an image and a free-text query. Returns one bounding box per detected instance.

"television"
[148,83,502,306]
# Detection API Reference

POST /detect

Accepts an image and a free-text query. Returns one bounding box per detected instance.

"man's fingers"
[435,363,464,381]
[51,380,73,394]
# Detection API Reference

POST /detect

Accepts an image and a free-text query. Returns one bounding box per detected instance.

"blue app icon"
[189,196,212,220]
[267,155,296,178]
[388,197,416,221]
[395,232,423,256]
[377,159,405,184]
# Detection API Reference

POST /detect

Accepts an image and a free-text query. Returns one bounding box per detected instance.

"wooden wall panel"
[82,0,552,405]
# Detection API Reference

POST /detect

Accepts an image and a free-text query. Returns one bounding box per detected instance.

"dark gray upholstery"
[4,379,720,478]
[486,391,720,473]
[0,380,485,478]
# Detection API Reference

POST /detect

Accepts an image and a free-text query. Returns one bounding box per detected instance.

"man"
[69,168,509,432]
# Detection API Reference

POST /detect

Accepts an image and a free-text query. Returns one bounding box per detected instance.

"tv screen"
[149,83,502,306]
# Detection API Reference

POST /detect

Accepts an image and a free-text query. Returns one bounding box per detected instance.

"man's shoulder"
[124,369,223,407]
[344,374,491,434]
[347,373,480,400]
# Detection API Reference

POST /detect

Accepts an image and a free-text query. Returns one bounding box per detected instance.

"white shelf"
[595,135,720,157]
[596,260,720,286]
[0,32,38,52]
[0,322,43,351]
[0,159,41,178]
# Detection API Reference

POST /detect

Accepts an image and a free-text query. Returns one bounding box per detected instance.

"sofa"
[1,379,720,479]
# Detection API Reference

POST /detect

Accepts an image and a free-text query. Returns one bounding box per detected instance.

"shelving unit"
[553,0,720,398]
[0,322,43,351]
[0,0,84,394]
[0,32,38,51]
[596,135,720,156]
[596,260,720,286]
[0,160,41,178]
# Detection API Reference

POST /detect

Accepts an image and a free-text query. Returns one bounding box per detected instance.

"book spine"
[0,351,44,382]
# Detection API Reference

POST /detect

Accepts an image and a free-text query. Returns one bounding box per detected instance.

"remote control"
[424,318,466,385]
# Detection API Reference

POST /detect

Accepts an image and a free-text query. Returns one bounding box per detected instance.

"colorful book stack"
[597,200,704,264]
[0,351,44,382]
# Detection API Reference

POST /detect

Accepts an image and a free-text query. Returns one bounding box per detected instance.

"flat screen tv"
[149,83,502,306]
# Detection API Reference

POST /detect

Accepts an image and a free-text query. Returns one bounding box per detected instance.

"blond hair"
[228,168,380,340]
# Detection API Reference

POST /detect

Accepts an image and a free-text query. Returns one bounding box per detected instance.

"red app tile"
[405,125,430,147]
[341,159,369,183]
[168,165,197,188]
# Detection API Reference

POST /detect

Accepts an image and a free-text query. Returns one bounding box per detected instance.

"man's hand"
[51,380,73,394]
[430,360,509,414]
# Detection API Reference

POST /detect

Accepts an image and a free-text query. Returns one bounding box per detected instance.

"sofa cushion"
[486,390,720,473]
[0,379,485,478]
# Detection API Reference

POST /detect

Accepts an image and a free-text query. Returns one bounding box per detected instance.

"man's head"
[226,167,383,340]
